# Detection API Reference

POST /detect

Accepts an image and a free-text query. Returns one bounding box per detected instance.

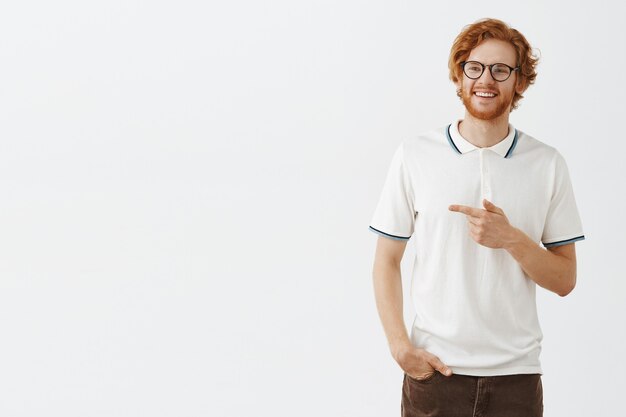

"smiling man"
[368,18,585,417]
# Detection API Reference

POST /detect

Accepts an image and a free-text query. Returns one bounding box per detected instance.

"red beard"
[460,87,515,120]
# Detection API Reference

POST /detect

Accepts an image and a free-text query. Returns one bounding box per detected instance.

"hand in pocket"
[395,346,453,380]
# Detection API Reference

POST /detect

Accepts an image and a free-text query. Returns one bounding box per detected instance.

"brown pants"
[402,371,543,417]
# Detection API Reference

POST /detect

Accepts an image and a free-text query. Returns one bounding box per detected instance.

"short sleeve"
[368,142,416,241]
[541,151,586,248]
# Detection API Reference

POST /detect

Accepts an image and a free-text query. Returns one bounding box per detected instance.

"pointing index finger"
[448,204,482,217]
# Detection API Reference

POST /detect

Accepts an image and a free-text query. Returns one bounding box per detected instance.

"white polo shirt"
[369,119,585,376]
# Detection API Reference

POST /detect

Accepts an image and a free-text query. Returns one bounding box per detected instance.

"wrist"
[390,340,414,363]
[504,226,525,252]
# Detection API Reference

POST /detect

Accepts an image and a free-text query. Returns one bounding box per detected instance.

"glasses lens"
[491,64,511,81]
[464,62,483,79]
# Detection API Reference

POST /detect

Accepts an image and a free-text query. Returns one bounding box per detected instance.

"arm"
[505,228,577,297]
[449,199,578,298]
[372,236,412,359]
[371,236,452,377]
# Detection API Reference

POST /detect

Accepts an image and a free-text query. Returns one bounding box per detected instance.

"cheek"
[503,80,518,94]
[505,86,518,98]
[461,79,474,93]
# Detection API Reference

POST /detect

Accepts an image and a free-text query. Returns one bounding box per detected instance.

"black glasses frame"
[460,61,520,82]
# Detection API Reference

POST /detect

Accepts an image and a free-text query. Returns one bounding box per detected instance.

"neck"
[458,111,510,148]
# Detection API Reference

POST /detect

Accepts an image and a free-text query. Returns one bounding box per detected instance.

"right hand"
[394,344,453,380]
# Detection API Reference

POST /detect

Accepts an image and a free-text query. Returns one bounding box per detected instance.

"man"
[368,18,585,417]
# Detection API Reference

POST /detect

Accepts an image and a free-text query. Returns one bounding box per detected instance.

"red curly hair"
[449,18,539,110]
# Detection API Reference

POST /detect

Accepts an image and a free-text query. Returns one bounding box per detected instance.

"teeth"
[475,92,496,97]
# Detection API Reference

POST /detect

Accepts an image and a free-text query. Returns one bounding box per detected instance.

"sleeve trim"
[368,226,411,241]
[543,235,585,248]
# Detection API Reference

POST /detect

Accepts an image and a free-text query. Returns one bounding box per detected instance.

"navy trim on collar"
[446,123,519,159]
[446,124,462,155]
[504,129,519,158]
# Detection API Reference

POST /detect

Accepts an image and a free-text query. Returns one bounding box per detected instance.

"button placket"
[479,149,492,201]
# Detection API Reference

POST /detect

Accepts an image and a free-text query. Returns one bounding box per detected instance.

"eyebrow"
[467,59,515,65]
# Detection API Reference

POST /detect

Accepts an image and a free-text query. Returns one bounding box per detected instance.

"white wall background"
[0,1,623,416]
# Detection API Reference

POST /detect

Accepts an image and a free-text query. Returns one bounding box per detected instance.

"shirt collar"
[446,119,519,158]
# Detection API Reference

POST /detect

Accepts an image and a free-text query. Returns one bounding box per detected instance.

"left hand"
[448,199,516,249]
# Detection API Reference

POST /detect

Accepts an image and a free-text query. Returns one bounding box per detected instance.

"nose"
[477,66,496,84]
[474,66,496,84]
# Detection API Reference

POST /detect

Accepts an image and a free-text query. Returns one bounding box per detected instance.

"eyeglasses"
[460,61,520,82]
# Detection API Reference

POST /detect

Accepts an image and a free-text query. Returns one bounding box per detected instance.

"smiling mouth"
[474,92,498,98]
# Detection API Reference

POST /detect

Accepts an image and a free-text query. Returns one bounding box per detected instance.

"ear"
[515,78,527,95]
[454,79,462,95]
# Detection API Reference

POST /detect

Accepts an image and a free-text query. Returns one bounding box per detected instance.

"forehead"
[467,39,517,65]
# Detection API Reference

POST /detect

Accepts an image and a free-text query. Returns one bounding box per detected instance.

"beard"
[459,85,515,120]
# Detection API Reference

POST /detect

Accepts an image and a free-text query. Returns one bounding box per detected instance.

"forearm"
[372,261,411,360]
[505,227,575,296]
